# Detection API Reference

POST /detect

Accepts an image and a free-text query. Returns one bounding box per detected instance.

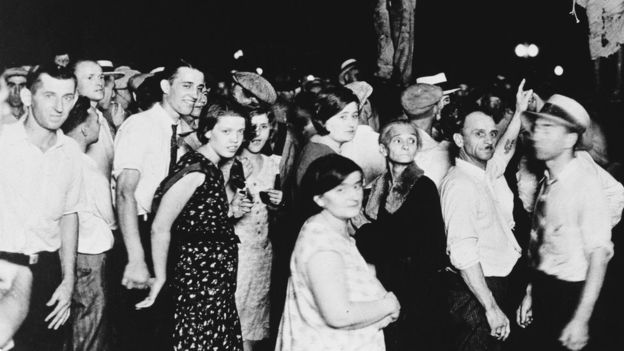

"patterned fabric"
[234,155,278,341]
[275,217,387,351]
[152,151,242,351]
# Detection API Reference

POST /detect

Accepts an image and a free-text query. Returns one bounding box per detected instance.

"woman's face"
[314,171,363,220]
[206,115,246,159]
[247,113,271,154]
[325,102,358,144]
[381,132,419,164]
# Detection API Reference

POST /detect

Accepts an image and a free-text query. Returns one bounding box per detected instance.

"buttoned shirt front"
[78,154,115,254]
[113,103,179,215]
[530,157,614,282]
[440,155,521,277]
[0,121,85,254]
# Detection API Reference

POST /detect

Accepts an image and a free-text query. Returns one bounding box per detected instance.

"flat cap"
[400,83,443,115]
[232,71,277,105]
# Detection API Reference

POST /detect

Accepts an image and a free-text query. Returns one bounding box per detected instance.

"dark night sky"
[0,0,594,95]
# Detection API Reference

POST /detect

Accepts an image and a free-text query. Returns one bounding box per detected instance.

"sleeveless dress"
[152,151,243,351]
[234,155,279,340]
[275,217,387,351]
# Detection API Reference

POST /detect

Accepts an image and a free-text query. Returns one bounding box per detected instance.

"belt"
[0,251,40,266]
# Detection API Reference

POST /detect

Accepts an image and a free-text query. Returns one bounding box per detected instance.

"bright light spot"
[256,67,263,75]
[554,65,564,76]
[233,50,244,60]
[515,44,528,58]
[305,74,316,81]
[527,44,539,57]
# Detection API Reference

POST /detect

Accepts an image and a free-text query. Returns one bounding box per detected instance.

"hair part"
[196,97,249,145]
[27,63,76,94]
[311,86,359,136]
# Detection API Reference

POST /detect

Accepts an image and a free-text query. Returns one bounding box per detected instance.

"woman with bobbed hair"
[293,86,360,187]
[276,154,400,351]
[136,99,248,351]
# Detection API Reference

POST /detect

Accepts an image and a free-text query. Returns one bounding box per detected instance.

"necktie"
[169,124,178,175]
[529,177,556,267]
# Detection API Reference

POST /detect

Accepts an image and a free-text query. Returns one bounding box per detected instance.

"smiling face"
[454,111,498,168]
[246,113,271,154]
[30,73,76,131]
[314,171,363,220]
[75,61,104,102]
[324,101,358,144]
[162,67,205,116]
[205,114,246,159]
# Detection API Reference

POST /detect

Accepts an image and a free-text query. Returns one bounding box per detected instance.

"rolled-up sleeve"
[441,179,480,270]
[113,117,147,177]
[579,177,614,260]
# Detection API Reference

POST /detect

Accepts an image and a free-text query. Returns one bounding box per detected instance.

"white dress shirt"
[78,154,116,254]
[440,155,521,277]
[0,121,85,254]
[415,129,452,188]
[113,103,179,215]
[530,157,614,282]
[341,125,387,187]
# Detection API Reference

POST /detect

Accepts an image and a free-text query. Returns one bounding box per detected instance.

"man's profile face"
[75,61,104,102]
[163,67,205,116]
[31,74,76,131]
[98,76,116,110]
[6,75,27,108]
[454,112,498,167]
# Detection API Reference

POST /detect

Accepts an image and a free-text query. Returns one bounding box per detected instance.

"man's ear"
[452,132,464,148]
[160,79,170,95]
[564,132,578,150]
[312,194,324,208]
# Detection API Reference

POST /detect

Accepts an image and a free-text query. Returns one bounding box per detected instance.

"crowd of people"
[0,54,623,351]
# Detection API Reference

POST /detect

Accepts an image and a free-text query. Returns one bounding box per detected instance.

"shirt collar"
[455,157,487,181]
[543,156,580,185]
[151,103,179,128]
[3,119,67,152]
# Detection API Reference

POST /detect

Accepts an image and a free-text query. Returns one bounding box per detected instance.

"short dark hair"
[311,86,359,135]
[158,58,197,83]
[27,64,76,94]
[300,153,363,218]
[196,97,249,145]
[61,96,92,134]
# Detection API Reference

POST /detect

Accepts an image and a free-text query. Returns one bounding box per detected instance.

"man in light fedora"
[516,94,614,351]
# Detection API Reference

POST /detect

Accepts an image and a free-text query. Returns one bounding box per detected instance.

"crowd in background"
[1,53,624,351]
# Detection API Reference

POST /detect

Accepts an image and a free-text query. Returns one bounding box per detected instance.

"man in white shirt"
[440,82,532,350]
[0,64,84,351]
[516,95,614,351]
[112,59,205,351]
[400,83,452,187]
[61,96,116,351]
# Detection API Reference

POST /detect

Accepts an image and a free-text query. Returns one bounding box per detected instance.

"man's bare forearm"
[59,213,78,283]
[460,263,500,311]
[572,249,610,323]
[116,190,145,263]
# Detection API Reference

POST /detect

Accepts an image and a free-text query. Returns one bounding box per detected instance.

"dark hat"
[522,94,593,150]
[232,71,277,105]
[400,83,443,115]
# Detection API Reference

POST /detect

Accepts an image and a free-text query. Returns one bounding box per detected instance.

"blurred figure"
[275,154,400,351]
[54,53,70,69]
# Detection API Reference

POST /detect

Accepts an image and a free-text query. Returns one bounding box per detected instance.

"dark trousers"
[64,252,110,351]
[13,251,66,351]
[446,271,509,351]
[527,270,588,351]
[109,216,173,351]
